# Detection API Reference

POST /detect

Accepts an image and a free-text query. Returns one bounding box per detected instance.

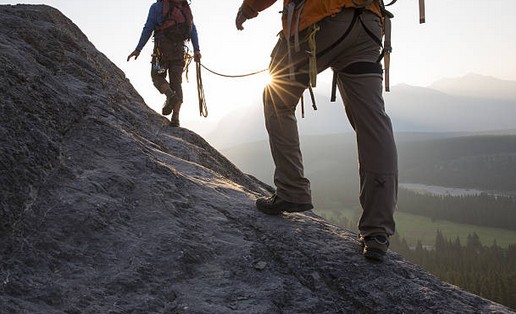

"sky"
[3,0,516,139]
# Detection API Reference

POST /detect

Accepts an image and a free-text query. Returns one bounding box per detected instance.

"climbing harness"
[328,0,426,98]
[281,0,425,114]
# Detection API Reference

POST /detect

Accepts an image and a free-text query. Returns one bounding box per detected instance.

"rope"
[194,63,266,117]
[196,62,208,117]
[200,64,268,78]
[184,52,267,118]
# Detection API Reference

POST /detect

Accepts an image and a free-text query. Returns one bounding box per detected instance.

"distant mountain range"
[222,132,516,214]
[430,73,516,101]
[208,74,516,148]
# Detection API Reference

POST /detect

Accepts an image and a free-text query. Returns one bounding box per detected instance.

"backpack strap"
[162,0,174,23]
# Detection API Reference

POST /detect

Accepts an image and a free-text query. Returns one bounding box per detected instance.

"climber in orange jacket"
[236,0,398,262]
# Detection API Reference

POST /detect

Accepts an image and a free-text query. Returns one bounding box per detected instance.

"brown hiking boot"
[162,91,179,116]
[256,194,313,215]
[170,114,180,127]
[360,234,389,262]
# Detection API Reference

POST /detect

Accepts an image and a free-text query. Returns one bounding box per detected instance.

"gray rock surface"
[0,4,513,314]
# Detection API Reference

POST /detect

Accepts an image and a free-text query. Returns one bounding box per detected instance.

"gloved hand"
[193,51,202,63]
[235,7,247,30]
[127,50,140,61]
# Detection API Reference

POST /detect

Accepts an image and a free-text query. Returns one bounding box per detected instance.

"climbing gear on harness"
[284,0,307,80]
[300,85,317,118]
[151,49,166,74]
[307,24,319,88]
[283,0,320,116]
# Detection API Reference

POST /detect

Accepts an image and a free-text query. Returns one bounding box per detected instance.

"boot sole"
[363,247,386,262]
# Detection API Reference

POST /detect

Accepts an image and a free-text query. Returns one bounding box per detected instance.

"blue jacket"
[135,1,200,52]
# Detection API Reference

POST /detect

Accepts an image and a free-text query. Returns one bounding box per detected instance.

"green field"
[315,208,516,249]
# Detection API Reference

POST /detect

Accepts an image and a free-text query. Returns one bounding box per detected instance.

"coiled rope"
[196,61,208,117]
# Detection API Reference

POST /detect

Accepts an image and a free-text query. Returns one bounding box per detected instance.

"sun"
[257,70,273,88]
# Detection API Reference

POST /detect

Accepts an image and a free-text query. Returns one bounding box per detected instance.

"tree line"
[397,190,516,230]
[390,231,516,310]
[321,213,516,310]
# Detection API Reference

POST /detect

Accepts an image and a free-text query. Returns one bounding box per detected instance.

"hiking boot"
[361,234,389,262]
[256,194,313,215]
[162,92,179,116]
[170,114,180,127]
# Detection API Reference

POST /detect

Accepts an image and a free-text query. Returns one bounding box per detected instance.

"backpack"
[156,0,193,42]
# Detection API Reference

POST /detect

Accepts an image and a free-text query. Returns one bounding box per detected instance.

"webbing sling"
[285,0,307,81]
[382,14,393,91]
[419,0,425,23]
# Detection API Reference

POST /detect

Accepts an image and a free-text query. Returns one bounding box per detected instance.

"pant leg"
[264,7,398,229]
[263,7,362,204]
[166,59,185,114]
[151,38,185,114]
[151,64,169,94]
[338,73,398,237]
[330,11,398,237]
[292,8,397,236]
[264,39,312,204]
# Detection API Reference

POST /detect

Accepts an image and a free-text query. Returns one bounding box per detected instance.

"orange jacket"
[240,0,381,36]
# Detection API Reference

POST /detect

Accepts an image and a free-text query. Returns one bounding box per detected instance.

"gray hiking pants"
[264,8,397,237]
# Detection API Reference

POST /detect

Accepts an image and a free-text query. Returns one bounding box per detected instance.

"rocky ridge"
[0,5,513,314]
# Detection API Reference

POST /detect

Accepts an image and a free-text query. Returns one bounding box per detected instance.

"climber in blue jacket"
[128,0,201,127]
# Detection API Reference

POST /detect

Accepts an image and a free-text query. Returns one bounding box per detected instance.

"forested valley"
[321,190,516,310]
[397,190,516,230]
[391,231,516,310]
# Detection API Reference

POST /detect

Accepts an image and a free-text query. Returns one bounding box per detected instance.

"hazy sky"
[3,0,516,137]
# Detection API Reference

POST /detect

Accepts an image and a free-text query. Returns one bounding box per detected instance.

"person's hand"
[235,7,247,30]
[193,51,202,63]
[127,50,140,61]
